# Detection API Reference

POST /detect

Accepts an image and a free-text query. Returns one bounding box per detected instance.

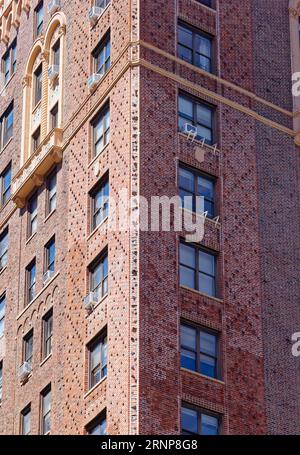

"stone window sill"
[84,376,107,399]
[180,285,223,304]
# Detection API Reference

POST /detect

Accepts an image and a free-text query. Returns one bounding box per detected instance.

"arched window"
[21,43,43,164]
[20,13,66,165]
[44,15,65,135]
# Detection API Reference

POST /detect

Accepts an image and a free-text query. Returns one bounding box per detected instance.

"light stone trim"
[0,1,31,43]
[21,12,66,165]
[129,0,140,437]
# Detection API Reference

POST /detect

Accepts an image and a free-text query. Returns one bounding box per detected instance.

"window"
[181,405,220,435]
[41,385,51,435]
[0,362,2,402]
[26,259,36,304]
[32,126,41,152]
[50,103,58,130]
[178,23,212,73]
[0,228,8,271]
[1,163,11,206]
[23,330,33,367]
[0,103,13,149]
[179,242,217,297]
[93,32,110,76]
[181,323,219,378]
[21,405,31,435]
[87,411,107,435]
[52,40,60,68]
[96,0,110,8]
[88,330,107,389]
[34,65,42,106]
[46,169,57,215]
[44,237,55,274]
[42,309,53,359]
[197,0,212,8]
[28,193,38,237]
[178,94,214,145]
[0,294,5,338]
[92,104,110,157]
[90,178,109,231]
[2,39,17,85]
[179,166,215,218]
[89,251,108,299]
[35,1,44,37]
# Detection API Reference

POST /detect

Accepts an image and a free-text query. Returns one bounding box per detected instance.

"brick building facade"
[0,0,299,435]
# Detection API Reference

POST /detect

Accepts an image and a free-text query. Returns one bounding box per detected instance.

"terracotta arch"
[21,11,67,164]
[24,40,43,76]
[44,12,67,52]
[21,40,43,164]
[44,12,66,134]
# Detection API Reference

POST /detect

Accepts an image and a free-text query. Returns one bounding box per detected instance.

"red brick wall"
[138,0,266,435]
[252,0,300,435]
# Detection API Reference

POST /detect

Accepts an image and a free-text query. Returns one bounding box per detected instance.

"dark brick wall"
[252,0,300,434]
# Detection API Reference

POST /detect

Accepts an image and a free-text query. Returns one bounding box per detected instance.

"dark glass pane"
[6,109,13,130]
[181,349,196,371]
[178,96,193,119]
[195,35,211,58]
[200,331,216,356]
[48,241,55,271]
[178,116,191,133]
[90,418,107,435]
[196,54,211,72]
[178,26,193,48]
[103,276,108,296]
[198,272,215,296]
[196,125,212,144]
[91,342,101,370]
[180,265,195,288]
[200,354,216,378]
[204,200,214,218]
[199,0,212,7]
[180,189,193,212]
[43,414,51,434]
[181,324,196,350]
[201,414,218,435]
[198,176,214,199]
[30,264,36,285]
[179,167,194,192]
[3,167,11,202]
[199,251,215,275]
[180,243,195,268]
[178,45,193,63]
[196,104,212,128]
[182,407,198,434]
[101,338,107,367]
[22,410,30,435]
[91,368,101,387]
[43,391,51,414]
